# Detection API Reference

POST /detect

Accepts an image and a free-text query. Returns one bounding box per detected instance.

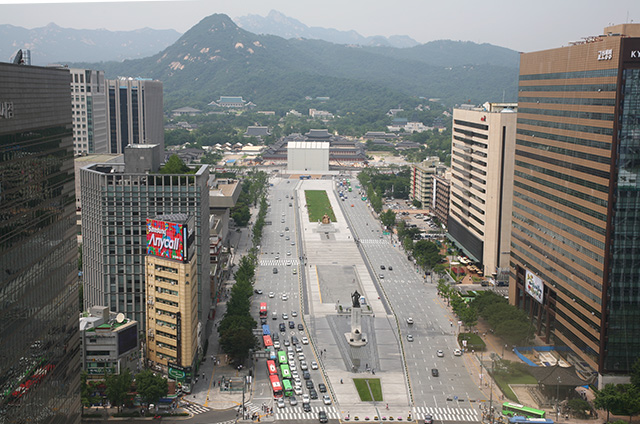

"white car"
[269,292,275,298]
[407,317,414,325]
[291,311,298,317]
[298,353,305,361]
[274,341,280,349]
[295,345,303,353]
[277,398,285,408]
[289,361,297,371]
[454,348,462,356]
[292,370,299,379]
[301,337,309,345]
[323,395,332,405]
[294,386,302,395]
[437,350,444,357]
[300,361,308,370]
[294,378,302,387]
[287,251,291,256]
[302,394,310,404]
[282,313,288,319]
[282,294,288,300]
[311,361,318,370]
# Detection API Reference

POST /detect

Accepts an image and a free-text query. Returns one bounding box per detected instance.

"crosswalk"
[260,259,300,266]
[180,401,211,415]
[275,405,339,421]
[413,406,480,422]
[359,238,389,245]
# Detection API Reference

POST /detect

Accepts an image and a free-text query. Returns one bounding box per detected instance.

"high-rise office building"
[69,68,107,155]
[145,214,199,374]
[448,102,517,276]
[0,62,81,423]
[80,145,210,331]
[510,24,640,382]
[106,77,164,154]
[409,157,440,208]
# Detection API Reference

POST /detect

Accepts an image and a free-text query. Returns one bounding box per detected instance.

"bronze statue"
[321,214,331,224]
[351,290,361,308]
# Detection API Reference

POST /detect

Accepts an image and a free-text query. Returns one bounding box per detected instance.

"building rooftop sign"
[146,218,188,262]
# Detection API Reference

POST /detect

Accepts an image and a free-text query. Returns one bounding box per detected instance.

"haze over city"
[0,0,639,52]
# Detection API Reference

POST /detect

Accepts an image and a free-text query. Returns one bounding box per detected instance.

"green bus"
[277,350,287,365]
[282,378,293,397]
[502,402,546,418]
[280,364,291,380]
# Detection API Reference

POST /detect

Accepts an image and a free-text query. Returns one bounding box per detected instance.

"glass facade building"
[80,147,211,332]
[510,25,640,380]
[0,62,81,423]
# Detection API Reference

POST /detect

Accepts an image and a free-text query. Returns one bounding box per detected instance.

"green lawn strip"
[353,378,383,401]
[493,373,537,402]
[458,333,486,350]
[304,190,337,222]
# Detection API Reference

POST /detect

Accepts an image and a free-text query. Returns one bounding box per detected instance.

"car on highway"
[289,321,295,329]
[289,396,297,406]
[287,251,291,256]
[379,274,384,279]
[454,348,462,356]
[311,361,318,370]
[277,398,285,408]
[319,411,328,423]
[254,289,263,294]
[298,324,304,331]
[302,394,310,404]
[304,372,312,382]
[279,323,286,332]
[302,337,309,345]
[431,368,439,377]
[322,395,332,405]
[437,350,444,357]
[293,268,297,274]
[388,266,393,271]
[269,292,275,298]
[284,340,290,347]
[424,415,434,424]
[300,361,308,370]
[291,311,298,317]
[274,341,280,349]
[289,361,297,371]
[295,345,303,352]
[309,388,318,399]
[407,334,414,342]
[282,313,288,320]
[303,402,311,412]
[294,386,302,395]
[282,294,288,300]
[380,265,385,270]
[292,370,299,379]
[273,267,279,275]
[291,336,299,345]
[318,383,326,393]
[291,241,295,246]
[407,317,414,325]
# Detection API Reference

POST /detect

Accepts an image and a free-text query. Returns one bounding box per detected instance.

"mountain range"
[77,14,519,113]
[0,23,181,65]
[234,10,419,48]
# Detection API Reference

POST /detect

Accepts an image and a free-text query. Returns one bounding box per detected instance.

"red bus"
[259,302,267,317]
[263,335,273,348]
[266,360,278,376]
[269,375,283,398]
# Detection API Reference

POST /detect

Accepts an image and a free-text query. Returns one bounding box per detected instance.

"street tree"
[136,370,168,408]
[494,319,535,346]
[105,368,132,413]
[594,383,622,422]
[380,209,397,228]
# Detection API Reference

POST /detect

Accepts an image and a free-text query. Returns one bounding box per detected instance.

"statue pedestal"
[345,306,367,347]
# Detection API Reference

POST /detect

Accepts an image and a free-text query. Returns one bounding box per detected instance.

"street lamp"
[556,377,561,422]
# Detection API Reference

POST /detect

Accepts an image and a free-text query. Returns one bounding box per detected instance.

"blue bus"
[262,324,271,336]
[508,417,553,424]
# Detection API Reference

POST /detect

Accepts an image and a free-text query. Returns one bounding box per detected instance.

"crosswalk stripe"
[413,406,479,422]
[259,259,300,266]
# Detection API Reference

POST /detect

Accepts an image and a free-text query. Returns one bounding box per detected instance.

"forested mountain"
[235,9,419,48]
[0,23,181,65]
[79,14,519,112]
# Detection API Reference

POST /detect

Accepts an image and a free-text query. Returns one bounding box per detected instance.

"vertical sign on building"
[146,218,188,261]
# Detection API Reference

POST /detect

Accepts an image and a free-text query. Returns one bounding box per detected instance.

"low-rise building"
[80,306,140,377]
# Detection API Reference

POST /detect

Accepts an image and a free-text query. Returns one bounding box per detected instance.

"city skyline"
[0,0,638,52]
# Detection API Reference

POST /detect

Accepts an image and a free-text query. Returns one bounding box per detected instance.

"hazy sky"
[1,0,640,52]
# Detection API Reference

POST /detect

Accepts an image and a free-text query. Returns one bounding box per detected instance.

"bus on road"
[269,375,283,398]
[277,350,287,365]
[280,364,291,379]
[266,360,278,376]
[262,324,271,335]
[508,417,553,424]
[502,403,546,419]
[262,335,273,348]
[282,378,293,397]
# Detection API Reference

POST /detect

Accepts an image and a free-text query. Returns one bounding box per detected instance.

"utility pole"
[556,376,561,422]
[488,359,495,424]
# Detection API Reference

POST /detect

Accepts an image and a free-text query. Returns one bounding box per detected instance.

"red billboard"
[146,219,187,261]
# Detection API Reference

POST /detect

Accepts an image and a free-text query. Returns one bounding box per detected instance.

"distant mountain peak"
[234,10,419,48]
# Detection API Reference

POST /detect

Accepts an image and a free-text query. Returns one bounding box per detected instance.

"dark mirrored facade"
[0,62,81,423]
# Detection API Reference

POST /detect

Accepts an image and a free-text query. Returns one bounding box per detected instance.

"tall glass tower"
[0,62,81,423]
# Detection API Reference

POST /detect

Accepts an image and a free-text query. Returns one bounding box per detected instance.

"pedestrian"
[341,379,343,384]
